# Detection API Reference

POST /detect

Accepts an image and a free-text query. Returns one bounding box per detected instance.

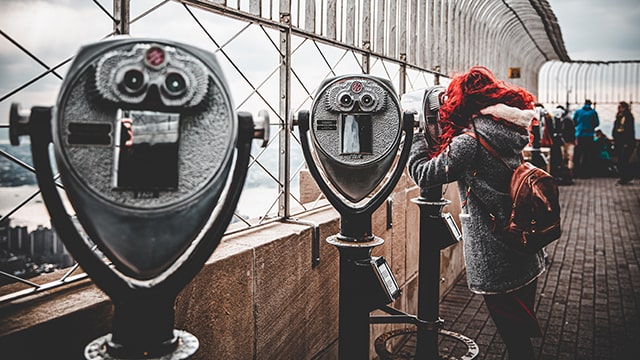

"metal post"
[329,210,382,360]
[434,66,441,86]
[113,0,130,35]
[106,296,180,358]
[279,2,292,218]
[333,242,382,360]
[399,55,407,94]
[413,186,447,359]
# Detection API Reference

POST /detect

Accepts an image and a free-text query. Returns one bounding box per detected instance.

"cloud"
[0,1,113,62]
[547,0,640,61]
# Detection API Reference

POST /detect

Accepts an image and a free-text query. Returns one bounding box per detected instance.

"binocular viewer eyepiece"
[298,75,414,216]
[401,85,446,133]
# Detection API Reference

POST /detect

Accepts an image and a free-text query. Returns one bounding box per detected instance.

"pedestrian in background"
[594,129,617,177]
[612,101,636,185]
[551,106,575,184]
[544,106,564,180]
[572,99,599,178]
[408,66,544,360]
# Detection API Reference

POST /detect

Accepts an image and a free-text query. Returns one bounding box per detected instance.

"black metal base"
[328,234,386,360]
[85,330,198,360]
[374,328,479,360]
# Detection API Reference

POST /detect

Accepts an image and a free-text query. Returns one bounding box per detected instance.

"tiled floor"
[440,177,640,360]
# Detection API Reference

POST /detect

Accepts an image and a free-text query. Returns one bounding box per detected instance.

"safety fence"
[539,60,640,106]
[0,0,567,302]
[538,60,640,138]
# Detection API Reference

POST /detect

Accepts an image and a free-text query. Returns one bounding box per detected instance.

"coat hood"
[479,103,535,128]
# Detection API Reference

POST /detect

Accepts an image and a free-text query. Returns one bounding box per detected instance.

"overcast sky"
[546,0,640,61]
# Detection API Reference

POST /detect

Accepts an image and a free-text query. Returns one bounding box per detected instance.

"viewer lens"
[361,94,373,106]
[339,93,354,107]
[164,72,187,96]
[122,69,146,93]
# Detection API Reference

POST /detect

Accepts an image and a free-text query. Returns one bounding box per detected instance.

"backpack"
[465,132,562,254]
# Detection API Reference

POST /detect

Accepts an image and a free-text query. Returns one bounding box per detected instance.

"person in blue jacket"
[572,99,599,178]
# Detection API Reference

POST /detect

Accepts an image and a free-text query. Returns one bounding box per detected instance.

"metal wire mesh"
[0,0,441,303]
[0,0,602,305]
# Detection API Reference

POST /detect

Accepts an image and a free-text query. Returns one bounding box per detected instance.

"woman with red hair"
[408,66,545,359]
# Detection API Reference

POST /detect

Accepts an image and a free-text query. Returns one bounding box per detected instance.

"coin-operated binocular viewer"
[372,86,477,359]
[297,75,414,359]
[10,38,268,359]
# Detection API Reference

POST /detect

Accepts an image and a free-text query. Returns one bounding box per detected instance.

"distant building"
[9,226,29,254]
[0,218,74,281]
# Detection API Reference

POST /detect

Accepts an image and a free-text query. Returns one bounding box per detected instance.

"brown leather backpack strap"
[463,131,513,171]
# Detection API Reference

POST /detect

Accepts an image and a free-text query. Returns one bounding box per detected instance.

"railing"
[538,60,640,137]
[539,60,640,107]
[0,0,567,303]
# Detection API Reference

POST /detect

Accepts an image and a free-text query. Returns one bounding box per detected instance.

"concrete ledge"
[0,181,466,359]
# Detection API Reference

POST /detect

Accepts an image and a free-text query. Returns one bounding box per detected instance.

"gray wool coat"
[407,110,545,294]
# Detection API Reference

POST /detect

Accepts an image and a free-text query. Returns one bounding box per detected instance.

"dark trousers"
[616,142,636,183]
[483,279,541,360]
[549,143,563,178]
[574,136,597,178]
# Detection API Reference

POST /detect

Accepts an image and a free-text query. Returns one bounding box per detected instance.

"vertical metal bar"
[249,0,261,16]
[557,61,565,105]
[279,0,292,218]
[545,61,554,104]
[633,63,638,103]
[346,0,356,46]
[304,0,315,32]
[327,0,337,40]
[113,0,130,34]
[362,0,371,73]
[566,63,574,109]
[457,2,466,73]
[565,62,572,108]
[598,63,604,104]
[623,62,628,102]
[418,0,426,68]
[427,0,435,70]
[635,63,639,104]
[375,0,386,54]
[452,3,460,72]
[388,0,397,59]
[434,0,442,72]
[584,64,592,104]
[440,0,451,73]
[606,64,612,104]
[593,63,599,103]
[612,63,617,104]
[398,0,406,60]
[473,9,481,67]
[399,55,406,94]
[460,0,473,70]
[573,63,583,104]
[408,0,417,65]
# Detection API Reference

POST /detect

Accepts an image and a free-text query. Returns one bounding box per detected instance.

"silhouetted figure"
[551,106,574,184]
[544,107,564,180]
[593,129,617,177]
[612,101,636,185]
[572,99,599,178]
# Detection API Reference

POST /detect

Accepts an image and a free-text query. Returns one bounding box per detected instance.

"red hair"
[435,66,536,155]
